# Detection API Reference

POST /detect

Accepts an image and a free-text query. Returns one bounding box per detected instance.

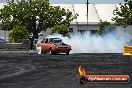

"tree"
[112,0,132,27]
[8,22,29,42]
[0,0,77,39]
[96,20,116,36]
[51,24,69,36]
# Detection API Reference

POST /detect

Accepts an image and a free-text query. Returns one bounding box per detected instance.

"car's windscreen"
[53,39,62,43]
[50,38,62,43]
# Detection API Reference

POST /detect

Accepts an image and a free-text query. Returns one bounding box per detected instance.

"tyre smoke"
[45,29,131,53]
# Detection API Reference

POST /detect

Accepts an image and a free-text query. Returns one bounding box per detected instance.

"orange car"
[37,38,71,55]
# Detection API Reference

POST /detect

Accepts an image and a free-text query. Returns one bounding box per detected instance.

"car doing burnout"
[37,38,71,55]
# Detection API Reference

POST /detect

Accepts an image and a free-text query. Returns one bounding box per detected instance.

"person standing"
[29,33,34,51]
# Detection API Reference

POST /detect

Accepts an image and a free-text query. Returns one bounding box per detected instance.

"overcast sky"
[0,0,124,4]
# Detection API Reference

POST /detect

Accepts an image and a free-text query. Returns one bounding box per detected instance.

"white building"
[39,4,132,37]
[0,3,132,39]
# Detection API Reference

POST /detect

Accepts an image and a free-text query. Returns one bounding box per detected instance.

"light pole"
[86,0,89,30]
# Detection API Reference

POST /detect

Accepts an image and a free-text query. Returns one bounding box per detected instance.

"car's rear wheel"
[66,52,69,55]
[41,49,46,54]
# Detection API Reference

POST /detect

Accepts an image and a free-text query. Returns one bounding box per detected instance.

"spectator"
[29,33,34,51]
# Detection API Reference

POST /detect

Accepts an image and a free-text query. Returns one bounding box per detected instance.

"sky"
[0,0,124,4]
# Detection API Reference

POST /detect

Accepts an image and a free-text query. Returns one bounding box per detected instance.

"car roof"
[46,38,61,39]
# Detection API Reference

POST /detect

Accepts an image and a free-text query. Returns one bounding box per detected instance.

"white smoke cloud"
[44,29,131,53]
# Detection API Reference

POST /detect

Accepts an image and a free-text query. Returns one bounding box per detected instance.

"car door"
[45,39,52,52]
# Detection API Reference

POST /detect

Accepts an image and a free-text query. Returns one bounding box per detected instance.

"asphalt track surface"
[0,51,132,88]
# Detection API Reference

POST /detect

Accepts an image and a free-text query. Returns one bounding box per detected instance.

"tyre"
[66,52,69,55]
[41,49,46,54]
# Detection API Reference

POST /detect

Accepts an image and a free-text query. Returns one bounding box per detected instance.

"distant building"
[42,4,132,37]
[0,3,132,39]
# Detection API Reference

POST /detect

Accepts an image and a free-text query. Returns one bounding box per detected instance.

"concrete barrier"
[123,46,132,56]
[0,43,36,50]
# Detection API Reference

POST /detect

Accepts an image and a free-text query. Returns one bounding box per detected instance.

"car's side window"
[41,38,45,43]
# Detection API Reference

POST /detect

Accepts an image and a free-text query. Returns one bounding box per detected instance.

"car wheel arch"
[49,47,52,50]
